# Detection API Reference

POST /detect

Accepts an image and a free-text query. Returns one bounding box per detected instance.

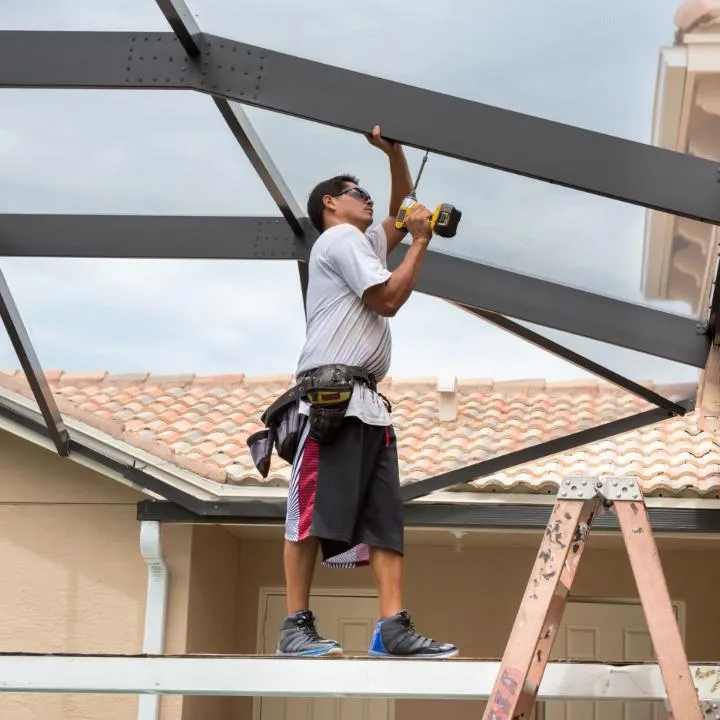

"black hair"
[306,174,359,233]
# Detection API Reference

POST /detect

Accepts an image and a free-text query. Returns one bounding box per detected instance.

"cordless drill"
[394,151,462,238]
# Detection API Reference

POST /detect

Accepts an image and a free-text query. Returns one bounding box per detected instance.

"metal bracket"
[600,475,643,502]
[557,476,599,500]
[559,475,644,503]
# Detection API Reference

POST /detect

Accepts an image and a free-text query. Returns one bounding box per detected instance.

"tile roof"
[0,370,716,498]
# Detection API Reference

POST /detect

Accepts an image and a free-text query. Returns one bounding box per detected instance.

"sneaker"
[368,610,458,659]
[275,610,343,657]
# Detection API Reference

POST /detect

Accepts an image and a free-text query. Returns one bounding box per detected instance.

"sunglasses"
[332,186,373,203]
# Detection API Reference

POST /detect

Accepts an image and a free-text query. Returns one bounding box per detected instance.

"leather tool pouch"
[304,363,355,444]
[247,395,303,477]
[274,398,302,463]
[246,426,274,478]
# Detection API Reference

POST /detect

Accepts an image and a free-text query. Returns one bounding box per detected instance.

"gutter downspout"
[139,521,169,720]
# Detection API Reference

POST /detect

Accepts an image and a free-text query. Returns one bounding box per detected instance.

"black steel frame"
[0,0,716,517]
[137,498,720,535]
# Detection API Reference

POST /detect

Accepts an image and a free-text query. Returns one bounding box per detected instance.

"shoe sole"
[367,648,459,659]
[276,646,344,658]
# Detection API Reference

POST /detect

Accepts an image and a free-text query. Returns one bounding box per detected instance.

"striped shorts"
[285,415,404,568]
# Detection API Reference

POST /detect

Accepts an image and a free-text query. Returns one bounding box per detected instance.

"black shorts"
[285,414,404,568]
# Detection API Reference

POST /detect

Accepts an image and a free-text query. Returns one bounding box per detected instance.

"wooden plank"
[0,654,718,700]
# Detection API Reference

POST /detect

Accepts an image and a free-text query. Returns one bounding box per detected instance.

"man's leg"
[369,546,403,618]
[276,424,342,657]
[284,536,319,615]
[363,425,459,658]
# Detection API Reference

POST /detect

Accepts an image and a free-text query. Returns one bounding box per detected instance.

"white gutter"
[138,521,169,720]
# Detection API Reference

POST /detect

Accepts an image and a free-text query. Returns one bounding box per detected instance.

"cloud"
[0,0,699,386]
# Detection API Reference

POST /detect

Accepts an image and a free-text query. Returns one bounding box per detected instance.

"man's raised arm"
[365,125,413,254]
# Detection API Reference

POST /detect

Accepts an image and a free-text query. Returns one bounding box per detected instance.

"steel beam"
[152,0,315,309]
[0,213,707,364]
[210,99,310,239]
[399,398,695,501]
[0,215,306,260]
[458,304,691,415]
[0,268,69,456]
[209,97,313,305]
[395,246,710,368]
[154,0,201,56]
[3,30,720,224]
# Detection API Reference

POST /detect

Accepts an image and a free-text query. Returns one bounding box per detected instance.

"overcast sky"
[0,0,701,386]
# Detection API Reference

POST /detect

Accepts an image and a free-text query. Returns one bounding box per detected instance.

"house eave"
[641,45,689,301]
[1,384,717,519]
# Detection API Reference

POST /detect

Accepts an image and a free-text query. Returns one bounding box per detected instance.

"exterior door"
[542,600,681,720]
[257,590,393,720]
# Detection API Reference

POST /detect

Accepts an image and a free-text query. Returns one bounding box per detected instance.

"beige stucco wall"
[1,423,719,720]
[0,429,194,720]
[183,525,243,720]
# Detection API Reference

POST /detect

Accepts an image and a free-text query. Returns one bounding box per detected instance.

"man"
[277,126,458,659]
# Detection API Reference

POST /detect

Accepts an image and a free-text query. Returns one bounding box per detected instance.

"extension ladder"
[482,475,709,720]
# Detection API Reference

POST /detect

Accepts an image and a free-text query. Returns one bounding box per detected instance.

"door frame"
[253,586,395,720]
[560,596,687,641]
[535,595,687,719]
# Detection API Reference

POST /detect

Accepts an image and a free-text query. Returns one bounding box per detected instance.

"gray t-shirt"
[295,222,393,426]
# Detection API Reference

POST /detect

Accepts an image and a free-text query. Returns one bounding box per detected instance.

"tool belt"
[246,364,379,477]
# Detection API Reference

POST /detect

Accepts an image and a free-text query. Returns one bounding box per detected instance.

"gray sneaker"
[368,610,458,658]
[276,610,343,657]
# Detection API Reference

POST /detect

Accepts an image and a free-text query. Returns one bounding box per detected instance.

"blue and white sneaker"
[368,610,458,658]
[276,610,343,657]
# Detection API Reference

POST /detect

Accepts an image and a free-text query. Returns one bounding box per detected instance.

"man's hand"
[405,203,433,244]
[365,125,398,156]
